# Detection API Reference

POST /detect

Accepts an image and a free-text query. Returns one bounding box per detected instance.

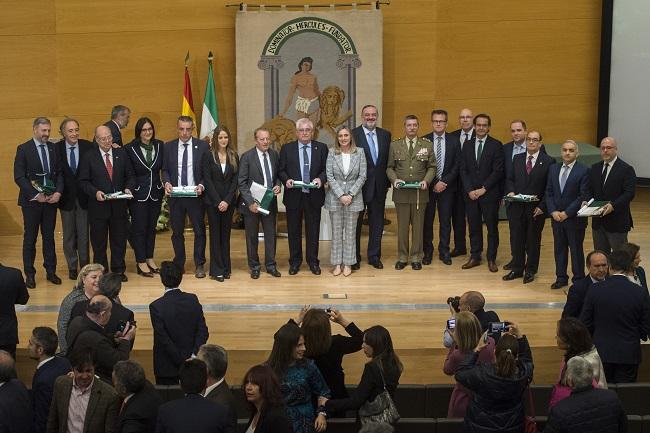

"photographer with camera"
[443,291,500,348]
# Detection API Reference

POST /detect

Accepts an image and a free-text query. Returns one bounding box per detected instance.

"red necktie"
[105,152,113,180]
[526,155,533,175]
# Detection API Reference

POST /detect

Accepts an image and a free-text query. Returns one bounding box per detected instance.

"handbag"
[358,362,400,425]
[524,386,540,433]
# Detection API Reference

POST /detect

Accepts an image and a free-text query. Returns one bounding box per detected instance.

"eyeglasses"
[97,135,113,142]
[141,127,153,132]
[432,120,447,124]
[526,137,540,143]
[297,128,313,133]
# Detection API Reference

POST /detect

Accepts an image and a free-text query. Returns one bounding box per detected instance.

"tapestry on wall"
[235,5,383,152]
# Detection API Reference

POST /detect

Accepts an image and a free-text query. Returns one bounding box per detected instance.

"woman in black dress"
[242,364,293,433]
[202,125,239,282]
[125,117,163,277]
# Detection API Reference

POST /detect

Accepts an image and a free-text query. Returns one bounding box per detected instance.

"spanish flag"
[182,51,196,122]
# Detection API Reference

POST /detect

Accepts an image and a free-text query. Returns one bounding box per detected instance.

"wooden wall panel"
[0,0,56,35]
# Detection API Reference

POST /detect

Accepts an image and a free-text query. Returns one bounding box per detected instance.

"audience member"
[322,326,403,425]
[562,251,608,319]
[455,322,533,433]
[66,295,136,382]
[544,357,627,433]
[620,242,647,289]
[549,317,606,409]
[267,322,330,433]
[197,344,237,429]
[104,105,131,147]
[0,261,29,358]
[28,327,72,433]
[149,261,209,384]
[47,348,119,433]
[155,359,233,433]
[580,250,650,383]
[443,312,496,417]
[242,364,293,433]
[0,350,32,433]
[113,360,163,433]
[444,291,500,348]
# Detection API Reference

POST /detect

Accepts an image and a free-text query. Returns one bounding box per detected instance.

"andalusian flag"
[200,52,219,140]
[182,51,196,123]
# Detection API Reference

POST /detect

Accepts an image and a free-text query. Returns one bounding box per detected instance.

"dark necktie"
[435,136,443,178]
[104,152,113,181]
[181,143,189,186]
[263,152,272,188]
[69,146,77,174]
[526,155,533,175]
[39,144,50,175]
[476,139,483,162]
[463,132,469,144]
[302,145,310,193]
[601,162,609,186]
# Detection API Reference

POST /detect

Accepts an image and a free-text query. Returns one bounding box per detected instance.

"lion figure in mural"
[317,85,352,142]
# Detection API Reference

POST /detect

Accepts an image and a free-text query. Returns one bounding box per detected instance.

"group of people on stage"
[14,104,636,287]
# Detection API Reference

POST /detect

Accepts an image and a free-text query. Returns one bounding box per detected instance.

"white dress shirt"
[256,148,273,187]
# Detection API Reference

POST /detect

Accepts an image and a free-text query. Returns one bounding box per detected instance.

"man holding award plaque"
[386,115,436,270]
[14,117,64,288]
[238,128,282,279]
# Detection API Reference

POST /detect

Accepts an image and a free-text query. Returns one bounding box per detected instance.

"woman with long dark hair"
[455,322,533,433]
[202,125,239,281]
[125,117,164,277]
[267,323,330,433]
[620,242,647,289]
[242,364,293,433]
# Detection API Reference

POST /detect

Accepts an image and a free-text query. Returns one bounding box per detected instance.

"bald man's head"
[0,350,16,382]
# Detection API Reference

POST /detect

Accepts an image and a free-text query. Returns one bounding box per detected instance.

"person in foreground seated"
[28,326,72,433]
[455,322,533,433]
[443,291,500,348]
[242,364,293,433]
[543,357,626,433]
[197,344,237,430]
[149,261,209,385]
[0,261,29,358]
[113,360,163,433]
[0,350,33,433]
[580,250,650,383]
[47,348,119,433]
[562,250,608,319]
[155,358,233,433]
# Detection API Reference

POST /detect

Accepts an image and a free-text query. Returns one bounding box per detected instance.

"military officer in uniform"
[386,115,436,270]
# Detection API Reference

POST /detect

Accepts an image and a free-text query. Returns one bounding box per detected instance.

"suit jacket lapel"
[84,381,101,433]
[192,140,200,181]
[252,151,264,183]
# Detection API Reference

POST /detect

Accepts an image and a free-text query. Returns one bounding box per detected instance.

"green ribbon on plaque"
[503,194,539,203]
[396,181,421,189]
[250,181,274,215]
[171,186,198,197]
[104,191,134,200]
[577,199,610,217]
[291,181,319,189]
[31,178,56,195]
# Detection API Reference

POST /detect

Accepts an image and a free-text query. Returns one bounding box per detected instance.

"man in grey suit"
[238,128,282,279]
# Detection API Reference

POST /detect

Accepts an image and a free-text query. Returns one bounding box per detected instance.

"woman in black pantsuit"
[125,117,163,277]
[202,125,239,282]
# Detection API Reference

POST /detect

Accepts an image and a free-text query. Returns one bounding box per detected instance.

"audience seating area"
[155,382,650,433]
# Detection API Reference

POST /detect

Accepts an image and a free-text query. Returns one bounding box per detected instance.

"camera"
[446,318,456,330]
[117,320,136,332]
[447,296,461,313]
[488,322,509,334]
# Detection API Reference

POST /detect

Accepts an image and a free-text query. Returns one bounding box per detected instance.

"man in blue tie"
[14,117,64,288]
[56,118,93,281]
[545,140,590,289]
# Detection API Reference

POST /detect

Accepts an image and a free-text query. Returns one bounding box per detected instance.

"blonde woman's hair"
[77,263,105,289]
[453,311,483,353]
[333,126,357,155]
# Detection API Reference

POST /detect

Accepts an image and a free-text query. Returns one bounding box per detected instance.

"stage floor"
[4,188,650,385]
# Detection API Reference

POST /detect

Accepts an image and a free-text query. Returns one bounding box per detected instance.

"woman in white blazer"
[325,126,367,276]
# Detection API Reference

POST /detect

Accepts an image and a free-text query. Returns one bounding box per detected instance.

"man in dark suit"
[149,261,209,385]
[502,130,555,284]
[14,117,64,288]
[448,108,475,257]
[422,109,461,265]
[278,118,328,275]
[588,136,636,254]
[0,350,33,433]
[352,105,392,269]
[156,359,233,433]
[78,125,135,281]
[562,250,608,318]
[113,360,163,433]
[580,250,650,383]
[47,348,119,433]
[27,326,72,433]
[161,116,210,278]
[237,127,282,279]
[459,114,504,273]
[197,344,237,430]
[546,140,590,289]
[0,262,29,358]
[57,118,93,281]
[104,104,130,147]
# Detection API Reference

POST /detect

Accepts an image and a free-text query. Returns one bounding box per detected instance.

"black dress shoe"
[137,266,154,278]
[450,249,467,258]
[369,260,384,269]
[310,265,321,275]
[224,272,231,279]
[120,274,129,282]
[211,275,225,282]
[440,256,452,265]
[394,261,407,270]
[289,266,299,275]
[251,270,260,279]
[550,280,568,290]
[411,262,422,270]
[47,274,62,285]
[68,269,78,280]
[147,264,160,274]
[422,256,432,265]
[503,261,513,270]
[267,268,281,277]
[351,262,360,270]
[523,272,535,284]
[26,275,36,289]
[503,271,523,281]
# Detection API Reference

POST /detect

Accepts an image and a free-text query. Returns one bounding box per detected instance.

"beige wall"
[0,0,601,235]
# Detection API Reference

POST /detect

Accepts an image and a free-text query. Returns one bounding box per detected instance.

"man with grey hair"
[113,360,162,433]
[279,117,329,275]
[104,105,130,147]
[544,356,626,433]
[198,344,237,429]
[14,116,65,288]
[0,350,34,433]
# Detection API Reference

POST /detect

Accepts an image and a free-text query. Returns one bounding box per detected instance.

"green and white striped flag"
[200,52,219,140]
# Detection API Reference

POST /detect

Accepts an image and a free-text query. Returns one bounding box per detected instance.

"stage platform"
[4,189,650,386]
